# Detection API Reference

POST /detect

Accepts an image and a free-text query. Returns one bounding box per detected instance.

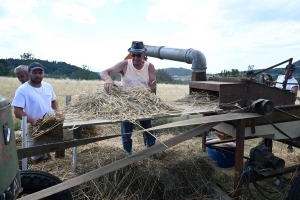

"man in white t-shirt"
[276,64,298,152]
[12,62,58,164]
[275,64,298,94]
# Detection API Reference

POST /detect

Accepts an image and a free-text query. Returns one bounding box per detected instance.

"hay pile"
[66,86,181,122]
[29,135,223,200]
[177,91,219,109]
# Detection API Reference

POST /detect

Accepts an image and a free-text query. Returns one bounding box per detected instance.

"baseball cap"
[285,64,296,71]
[28,62,44,71]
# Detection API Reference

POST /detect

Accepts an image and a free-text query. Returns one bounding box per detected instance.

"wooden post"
[72,126,82,172]
[21,116,27,170]
[55,95,72,158]
[202,131,207,152]
[233,119,245,198]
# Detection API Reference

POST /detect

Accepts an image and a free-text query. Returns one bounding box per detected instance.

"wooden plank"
[19,122,220,200]
[62,109,217,128]
[136,113,262,132]
[17,134,124,159]
[62,101,221,128]
[214,120,300,140]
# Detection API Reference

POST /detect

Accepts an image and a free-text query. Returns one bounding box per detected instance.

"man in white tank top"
[100,41,157,155]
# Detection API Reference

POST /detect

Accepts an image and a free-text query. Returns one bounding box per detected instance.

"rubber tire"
[286,174,300,200]
[20,170,72,200]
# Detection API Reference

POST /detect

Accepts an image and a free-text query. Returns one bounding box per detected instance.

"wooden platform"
[63,101,220,128]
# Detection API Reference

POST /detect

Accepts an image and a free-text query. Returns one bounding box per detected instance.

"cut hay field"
[1,76,300,199]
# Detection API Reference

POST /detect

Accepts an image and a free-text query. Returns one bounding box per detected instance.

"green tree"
[231,69,240,76]
[70,65,99,80]
[248,65,255,71]
[20,52,35,60]
[0,59,10,76]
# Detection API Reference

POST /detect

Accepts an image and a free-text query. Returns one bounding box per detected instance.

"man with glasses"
[100,41,156,155]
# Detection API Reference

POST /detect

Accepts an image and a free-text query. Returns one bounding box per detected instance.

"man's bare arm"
[291,86,298,95]
[14,106,40,125]
[148,63,157,94]
[100,60,127,93]
[52,100,58,111]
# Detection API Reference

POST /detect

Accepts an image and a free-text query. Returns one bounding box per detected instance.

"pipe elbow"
[188,49,206,72]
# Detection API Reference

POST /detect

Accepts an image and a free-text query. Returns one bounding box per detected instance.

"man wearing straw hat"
[100,41,157,155]
[12,62,59,164]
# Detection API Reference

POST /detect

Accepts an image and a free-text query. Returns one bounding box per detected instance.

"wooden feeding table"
[62,101,221,172]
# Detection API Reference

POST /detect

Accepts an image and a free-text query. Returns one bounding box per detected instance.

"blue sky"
[0,0,300,74]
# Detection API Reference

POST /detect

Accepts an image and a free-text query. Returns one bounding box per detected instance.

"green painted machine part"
[0,94,21,199]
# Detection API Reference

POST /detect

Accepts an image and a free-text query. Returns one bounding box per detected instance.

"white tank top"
[121,59,149,87]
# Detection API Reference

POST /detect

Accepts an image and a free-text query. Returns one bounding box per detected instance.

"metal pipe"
[144,45,207,81]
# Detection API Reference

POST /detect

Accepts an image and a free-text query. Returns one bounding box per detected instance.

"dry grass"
[25,132,223,200]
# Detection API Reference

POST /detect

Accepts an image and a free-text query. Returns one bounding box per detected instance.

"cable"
[242,163,284,200]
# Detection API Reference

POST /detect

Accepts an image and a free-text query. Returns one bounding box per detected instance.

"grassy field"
[2,76,300,199]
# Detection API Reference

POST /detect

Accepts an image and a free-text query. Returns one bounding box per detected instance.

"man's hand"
[104,78,115,93]
[30,118,43,126]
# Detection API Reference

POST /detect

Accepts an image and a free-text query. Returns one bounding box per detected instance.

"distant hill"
[164,67,191,76]
[5,58,99,80]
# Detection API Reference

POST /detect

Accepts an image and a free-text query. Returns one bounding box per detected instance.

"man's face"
[285,70,294,79]
[132,53,144,66]
[16,71,29,84]
[29,69,44,84]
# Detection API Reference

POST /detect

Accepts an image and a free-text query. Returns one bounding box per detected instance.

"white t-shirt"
[275,75,299,91]
[12,81,56,119]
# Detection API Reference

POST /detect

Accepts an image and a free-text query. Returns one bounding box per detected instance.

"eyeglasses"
[131,54,142,58]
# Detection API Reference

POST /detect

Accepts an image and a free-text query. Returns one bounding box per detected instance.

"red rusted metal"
[265,138,273,152]
[190,80,296,109]
[192,71,206,82]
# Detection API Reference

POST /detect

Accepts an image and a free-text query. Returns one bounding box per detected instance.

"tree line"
[0,53,187,84]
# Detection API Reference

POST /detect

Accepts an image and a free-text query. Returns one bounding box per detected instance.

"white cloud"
[4,0,37,15]
[77,0,107,8]
[145,0,300,73]
[51,2,96,24]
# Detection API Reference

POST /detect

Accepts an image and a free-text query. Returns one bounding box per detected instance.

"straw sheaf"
[27,112,103,141]
[66,86,181,122]
[28,112,65,141]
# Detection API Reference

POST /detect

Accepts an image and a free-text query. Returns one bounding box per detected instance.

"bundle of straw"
[66,86,181,122]
[27,112,65,141]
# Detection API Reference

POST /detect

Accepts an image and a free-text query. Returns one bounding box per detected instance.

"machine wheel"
[286,174,300,200]
[19,170,72,199]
